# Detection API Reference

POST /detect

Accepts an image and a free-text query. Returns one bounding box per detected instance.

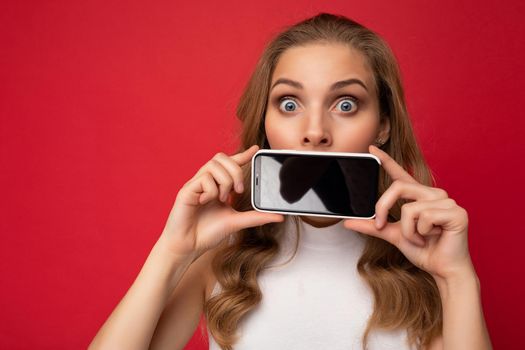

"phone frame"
[251,149,382,220]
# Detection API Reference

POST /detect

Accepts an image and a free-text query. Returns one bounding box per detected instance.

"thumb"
[344,218,398,246]
[226,210,284,233]
[343,218,378,234]
[230,144,260,166]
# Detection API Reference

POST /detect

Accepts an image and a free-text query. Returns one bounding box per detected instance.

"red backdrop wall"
[1,0,524,349]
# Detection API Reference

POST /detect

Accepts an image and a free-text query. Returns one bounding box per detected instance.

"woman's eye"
[277,96,358,113]
[335,98,358,113]
[278,97,299,112]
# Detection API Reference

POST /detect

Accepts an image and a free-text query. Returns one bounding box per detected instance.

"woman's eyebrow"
[270,77,368,92]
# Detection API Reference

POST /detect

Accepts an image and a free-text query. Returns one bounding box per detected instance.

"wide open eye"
[278,97,299,112]
[334,97,358,113]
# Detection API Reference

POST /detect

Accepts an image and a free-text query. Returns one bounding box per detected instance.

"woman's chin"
[300,215,341,228]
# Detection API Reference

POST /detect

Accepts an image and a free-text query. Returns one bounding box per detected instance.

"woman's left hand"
[343,145,475,282]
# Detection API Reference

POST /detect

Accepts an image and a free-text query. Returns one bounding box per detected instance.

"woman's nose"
[302,112,332,147]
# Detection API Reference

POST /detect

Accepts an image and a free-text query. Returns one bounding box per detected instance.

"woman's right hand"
[158,144,284,258]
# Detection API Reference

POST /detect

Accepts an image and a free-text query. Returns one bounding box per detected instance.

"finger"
[203,160,235,202]
[225,210,284,233]
[401,198,458,245]
[416,198,457,235]
[193,145,258,180]
[345,219,441,260]
[375,181,448,229]
[230,144,260,166]
[213,152,245,193]
[186,172,218,205]
[417,215,443,236]
[400,201,430,247]
[418,206,468,232]
[343,219,401,247]
[369,144,417,184]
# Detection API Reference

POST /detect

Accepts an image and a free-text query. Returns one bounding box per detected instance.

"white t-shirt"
[207,215,417,350]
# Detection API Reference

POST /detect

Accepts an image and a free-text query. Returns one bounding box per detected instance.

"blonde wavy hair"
[203,12,442,350]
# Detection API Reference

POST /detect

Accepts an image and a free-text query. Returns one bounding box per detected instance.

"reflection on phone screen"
[259,154,378,217]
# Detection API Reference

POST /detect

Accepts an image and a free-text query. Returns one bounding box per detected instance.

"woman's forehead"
[271,43,375,92]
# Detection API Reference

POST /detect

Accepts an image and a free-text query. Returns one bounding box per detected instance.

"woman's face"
[264,42,390,227]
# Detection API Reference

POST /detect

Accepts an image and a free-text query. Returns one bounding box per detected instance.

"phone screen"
[252,151,380,218]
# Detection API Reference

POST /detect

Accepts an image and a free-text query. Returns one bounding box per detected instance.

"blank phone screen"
[256,153,379,217]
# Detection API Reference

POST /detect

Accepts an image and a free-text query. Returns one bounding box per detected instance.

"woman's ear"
[378,116,390,142]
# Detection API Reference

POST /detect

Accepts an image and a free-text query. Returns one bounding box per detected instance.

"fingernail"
[375,217,383,229]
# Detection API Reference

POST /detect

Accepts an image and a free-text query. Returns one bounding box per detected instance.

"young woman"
[89,13,492,350]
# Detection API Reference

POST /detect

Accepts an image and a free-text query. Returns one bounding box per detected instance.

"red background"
[1,1,524,349]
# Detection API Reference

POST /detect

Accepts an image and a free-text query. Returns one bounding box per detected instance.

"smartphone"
[251,149,381,220]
